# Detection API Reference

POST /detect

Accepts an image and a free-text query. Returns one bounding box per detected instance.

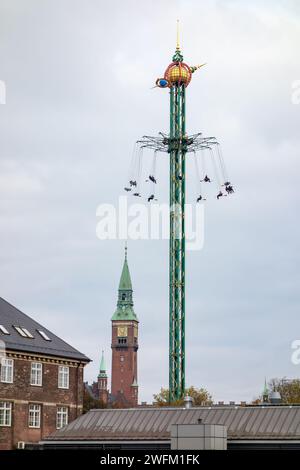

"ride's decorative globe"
[164,62,192,86]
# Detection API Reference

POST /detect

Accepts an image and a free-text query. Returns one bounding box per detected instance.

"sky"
[0,0,299,403]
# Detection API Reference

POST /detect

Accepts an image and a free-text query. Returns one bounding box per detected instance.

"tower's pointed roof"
[118,245,132,290]
[111,244,138,322]
[263,378,269,396]
[98,350,107,378]
[100,350,106,372]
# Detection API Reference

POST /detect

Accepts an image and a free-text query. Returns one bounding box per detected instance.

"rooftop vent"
[269,391,282,404]
[184,395,193,409]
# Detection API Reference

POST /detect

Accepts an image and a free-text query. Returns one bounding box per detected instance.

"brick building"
[89,350,109,406]
[0,297,90,450]
[87,247,139,407]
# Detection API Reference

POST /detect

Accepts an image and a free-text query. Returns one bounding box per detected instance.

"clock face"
[117,326,128,337]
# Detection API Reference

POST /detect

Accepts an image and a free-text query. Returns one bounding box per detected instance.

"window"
[13,326,27,337]
[28,404,41,428]
[121,293,126,300]
[30,362,42,386]
[118,337,127,345]
[0,358,13,383]
[120,356,124,362]
[58,366,69,389]
[13,326,34,338]
[21,328,34,339]
[0,402,12,426]
[37,330,51,341]
[0,325,9,335]
[56,407,68,429]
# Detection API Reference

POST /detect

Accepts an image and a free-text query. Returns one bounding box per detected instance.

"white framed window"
[0,358,14,383]
[56,406,68,429]
[28,404,41,428]
[30,362,42,386]
[37,330,51,341]
[0,325,9,335]
[21,328,34,339]
[58,366,69,389]
[13,326,34,338]
[0,402,12,427]
[13,326,27,337]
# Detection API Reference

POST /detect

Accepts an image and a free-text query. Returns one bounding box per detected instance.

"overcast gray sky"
[0,0,299,403]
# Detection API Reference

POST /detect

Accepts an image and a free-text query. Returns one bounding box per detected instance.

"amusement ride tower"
[125,23,233,402]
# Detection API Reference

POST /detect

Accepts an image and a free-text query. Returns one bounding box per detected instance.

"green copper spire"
[118,243,132,290]
[98,350,107,378]
[111,245,138,321]
[262,377,269,402]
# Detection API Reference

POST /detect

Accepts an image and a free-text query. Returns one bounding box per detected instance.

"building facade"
[0,297,90,450]
[43,405,300,450]
[111,248,139,407]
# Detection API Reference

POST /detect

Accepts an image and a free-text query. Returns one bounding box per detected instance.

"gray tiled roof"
[46,406,300,441]
[0,297,90,362]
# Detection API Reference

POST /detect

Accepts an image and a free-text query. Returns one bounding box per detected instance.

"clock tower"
[111,246,138,406]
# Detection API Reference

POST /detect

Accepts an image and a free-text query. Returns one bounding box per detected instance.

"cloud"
[0,0,299,403]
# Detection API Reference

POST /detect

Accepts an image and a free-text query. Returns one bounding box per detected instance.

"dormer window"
[121,293,126,300]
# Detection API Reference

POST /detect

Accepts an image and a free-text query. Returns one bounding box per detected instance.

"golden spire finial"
[176,19,180,51]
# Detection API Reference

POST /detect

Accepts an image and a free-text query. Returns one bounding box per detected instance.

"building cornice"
[5,350,86,367]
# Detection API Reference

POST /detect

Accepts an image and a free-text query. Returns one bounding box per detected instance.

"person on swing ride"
[124,187,131,192]
[217,190,225,199]
[196,195,206,202]
[201,175,211,183]
[130,180,137,187]
[149,175,157,184]
[133,192,141,197]
[225,184,234,194]
[148,194,155,202]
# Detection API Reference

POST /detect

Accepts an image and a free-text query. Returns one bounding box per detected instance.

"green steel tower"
[165,28,206,402]
[133,23,229,402]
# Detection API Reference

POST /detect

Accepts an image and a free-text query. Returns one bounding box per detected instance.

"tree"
[253,378,300,404]
[153,386,213,407]
[83,387,107,414]
[268,378,300,404]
